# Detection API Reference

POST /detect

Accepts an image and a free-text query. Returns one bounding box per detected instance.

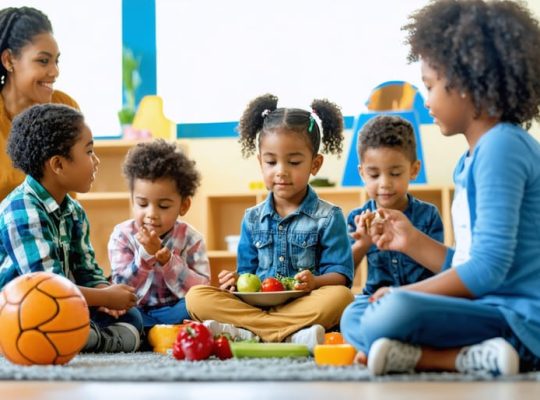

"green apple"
[236,273,261,292]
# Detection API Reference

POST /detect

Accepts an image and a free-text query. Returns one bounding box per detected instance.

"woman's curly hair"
[123,139,200,198]
[358,115,417,162]
[237,93,344,158]
[7,104,84,180]
[403,0,540,127]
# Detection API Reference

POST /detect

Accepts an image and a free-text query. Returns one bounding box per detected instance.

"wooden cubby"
[206,185,454,292]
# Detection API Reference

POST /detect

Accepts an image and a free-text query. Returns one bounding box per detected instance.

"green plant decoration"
[118,48,141,126]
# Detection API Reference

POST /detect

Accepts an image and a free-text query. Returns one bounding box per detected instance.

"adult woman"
[0,6,79,200]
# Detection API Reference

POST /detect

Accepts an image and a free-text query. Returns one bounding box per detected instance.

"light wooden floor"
[0,381,538,400]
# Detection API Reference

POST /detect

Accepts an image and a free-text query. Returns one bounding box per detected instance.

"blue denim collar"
[259,185,319,222]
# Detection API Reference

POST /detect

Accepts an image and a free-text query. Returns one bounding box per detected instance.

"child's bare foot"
[354,350,368,365]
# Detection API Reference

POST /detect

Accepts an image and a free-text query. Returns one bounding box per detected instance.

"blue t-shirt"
[348,194,444,295]
[237,186,354,286]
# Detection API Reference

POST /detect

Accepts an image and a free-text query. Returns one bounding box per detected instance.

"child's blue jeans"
[91,306,144,333]
[340,290,540,371]
[138,298,189,328]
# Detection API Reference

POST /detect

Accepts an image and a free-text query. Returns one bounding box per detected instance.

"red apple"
[261,277,285,292]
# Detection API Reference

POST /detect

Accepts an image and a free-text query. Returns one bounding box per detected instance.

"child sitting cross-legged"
[341,114,444,364]
[0,104,143,353]
[342,0,540,376]
[109,140,210,332]
[186,94,355,352]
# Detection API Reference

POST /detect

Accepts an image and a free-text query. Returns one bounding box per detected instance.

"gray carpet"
[1,353,540,382]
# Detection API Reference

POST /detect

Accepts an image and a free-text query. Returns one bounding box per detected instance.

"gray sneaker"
[100,322,141,353]
[81,321,101,352]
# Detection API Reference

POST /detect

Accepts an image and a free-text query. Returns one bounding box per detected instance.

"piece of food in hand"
[174,321,214,361]
[261,277,285,292]
[364,211,384,230]
[213,334,233,360]
[236,273,262,292]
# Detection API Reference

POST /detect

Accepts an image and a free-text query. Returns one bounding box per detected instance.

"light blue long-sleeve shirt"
[442,123,540,357]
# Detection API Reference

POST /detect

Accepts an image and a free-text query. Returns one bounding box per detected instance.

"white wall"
[156,0,430,123]
[5,0,540,136]
[3,0,122,136]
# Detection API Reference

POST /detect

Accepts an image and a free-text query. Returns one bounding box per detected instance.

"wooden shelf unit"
[206,185,455,292]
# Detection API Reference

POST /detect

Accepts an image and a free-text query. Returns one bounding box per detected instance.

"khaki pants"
[186,285,354,342]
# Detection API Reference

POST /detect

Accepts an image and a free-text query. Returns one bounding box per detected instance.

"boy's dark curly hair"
[0,7,52,89]
[358,115,417,162]
[123,139,200,198]
[403,0,540,128]
[7,104,84,180]
[237,93,344,158]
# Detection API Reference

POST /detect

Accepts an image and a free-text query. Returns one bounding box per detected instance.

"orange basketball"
[0,271,90,365]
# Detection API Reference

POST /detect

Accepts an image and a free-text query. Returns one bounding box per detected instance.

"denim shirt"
[347,194,444,295]
[237,186,354,286]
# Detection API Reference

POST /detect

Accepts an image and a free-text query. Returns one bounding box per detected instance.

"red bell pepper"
[175,322,214,361]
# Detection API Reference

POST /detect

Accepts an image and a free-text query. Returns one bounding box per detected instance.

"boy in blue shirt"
[348,115,443,292]
[0,104,143,352]
[342,114,443,363]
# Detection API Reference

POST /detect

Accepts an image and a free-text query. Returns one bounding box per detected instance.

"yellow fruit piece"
[314,344,356,366]
[324,332,345,345]
[147,324,185,354]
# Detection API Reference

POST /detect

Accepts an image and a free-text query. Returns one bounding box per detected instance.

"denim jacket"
[237,186,354,286]
[347,194,444,295]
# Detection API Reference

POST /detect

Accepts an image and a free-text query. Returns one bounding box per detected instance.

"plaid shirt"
[0,176,109,289]
[109,219,210,307]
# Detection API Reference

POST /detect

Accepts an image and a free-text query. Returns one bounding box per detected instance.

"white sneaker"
[368,338,421,376]
[456,338,519,376]
[286,324,325,353]
[202,320,257,341]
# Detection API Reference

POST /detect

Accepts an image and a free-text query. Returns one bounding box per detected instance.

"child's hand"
[136,226,162,255]
[218,269,238,292]
[350,211,375,247]
[155,246,172,265]
[369,286,393,303]
[98,306,127,319]
[294,269,316,292]
[369,209,414,252]
[101,284,138,310]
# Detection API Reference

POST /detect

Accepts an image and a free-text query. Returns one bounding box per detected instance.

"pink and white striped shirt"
[109,219,210,307]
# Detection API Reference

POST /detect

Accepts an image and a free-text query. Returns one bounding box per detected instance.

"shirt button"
[279,256,284,262]
[392,259,397,264]
[302,241,307,247]
[278,225,284,231]
[256,241,261,248]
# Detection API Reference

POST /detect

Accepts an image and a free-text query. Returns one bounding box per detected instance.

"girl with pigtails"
[186,94,354,352]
